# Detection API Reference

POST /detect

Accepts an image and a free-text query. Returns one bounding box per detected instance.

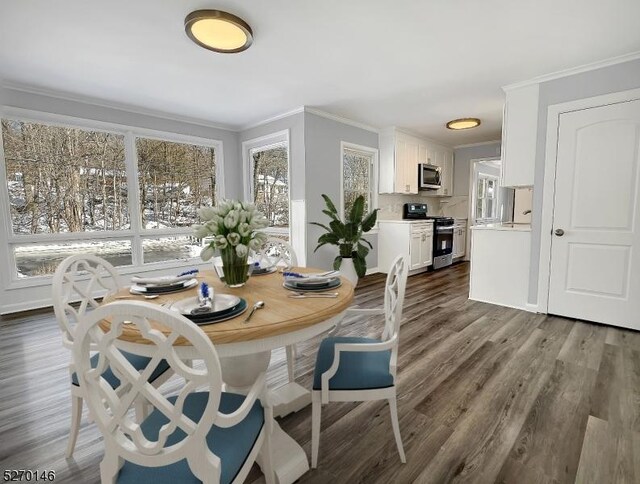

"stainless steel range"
[403,203,454,270]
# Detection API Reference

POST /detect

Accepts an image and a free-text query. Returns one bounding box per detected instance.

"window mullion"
[125,131,143,266]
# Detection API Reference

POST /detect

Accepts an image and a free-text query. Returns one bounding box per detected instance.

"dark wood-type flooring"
[1,263,639,483]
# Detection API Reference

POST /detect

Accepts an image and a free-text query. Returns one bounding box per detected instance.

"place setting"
[168,282,249,325]
[282,270,342,298]
[126,269,200,296]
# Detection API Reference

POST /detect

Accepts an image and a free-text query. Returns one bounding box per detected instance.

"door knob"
[554,228,565,236]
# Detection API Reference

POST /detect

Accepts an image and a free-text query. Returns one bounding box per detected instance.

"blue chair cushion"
[117,392,264,484]
[313,336,394,391]
[71,351,170,388]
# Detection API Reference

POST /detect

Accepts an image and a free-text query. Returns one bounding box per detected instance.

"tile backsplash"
[378,194,469,220]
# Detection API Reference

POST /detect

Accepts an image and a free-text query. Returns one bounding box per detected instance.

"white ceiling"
[1,0,640,145]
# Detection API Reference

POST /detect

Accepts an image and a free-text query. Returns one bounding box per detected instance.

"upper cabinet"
[501,84,539,187]
[379,128,454,195]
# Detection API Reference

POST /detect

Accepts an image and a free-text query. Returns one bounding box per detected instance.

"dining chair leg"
[311,392,322,468]
[285,345,296,382]
[262,406,276,484]
[66,394,83,458]
[388,396,406,463]
[100,451,122,484]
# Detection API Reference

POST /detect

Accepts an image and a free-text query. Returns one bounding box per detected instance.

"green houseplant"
[312,194,378,283]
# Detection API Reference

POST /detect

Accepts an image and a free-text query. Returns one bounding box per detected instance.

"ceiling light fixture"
[184,10,253,53]
[446,118,481,130]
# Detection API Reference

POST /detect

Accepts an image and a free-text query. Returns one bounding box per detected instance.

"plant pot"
[339,257,359,286]
[215,248,251,288]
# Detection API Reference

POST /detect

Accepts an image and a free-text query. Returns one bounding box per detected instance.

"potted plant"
[311,194,378,285]
[193,200,269,287]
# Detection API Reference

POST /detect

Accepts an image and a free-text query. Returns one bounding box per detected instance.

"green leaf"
[322,209,339,221]
[329,220,346,239]
[348,195,365,223]
[361,209,379,232]
[357,243,369,258]
[319,233,340,245]
[309,221,331,232]
[353,254,367,278]
[322,194,339,215]
[360,237,373,249]
[333,256,342,271]
[343,222,358,242]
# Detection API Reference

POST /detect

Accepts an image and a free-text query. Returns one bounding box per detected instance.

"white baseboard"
[468,296,536,313]
[365,267,379,276]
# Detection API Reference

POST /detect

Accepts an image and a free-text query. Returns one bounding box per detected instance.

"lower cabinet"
[452,220,467,259]
[379,221,434,274]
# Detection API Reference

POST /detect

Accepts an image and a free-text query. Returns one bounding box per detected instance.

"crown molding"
[239,106,305,131]
[502,50,640,91]
[303,107,379,133]
[1,81,239,132]
[453,139,502,149]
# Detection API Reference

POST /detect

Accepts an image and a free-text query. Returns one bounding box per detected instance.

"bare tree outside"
[2,119,128,234]
[251,143,289,228]
[1,119,217,277]
[136,137,216,229]
[343,148,372,215]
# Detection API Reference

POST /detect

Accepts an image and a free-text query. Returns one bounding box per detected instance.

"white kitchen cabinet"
[378,220,433,274]
[452,220,467,259]
[379,128,453,195]
[501,84,539,187]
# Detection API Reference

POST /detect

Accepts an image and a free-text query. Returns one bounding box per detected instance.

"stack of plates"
[283,276,342,293]
[251,263,277,276]
[129,278,198,295]
[170,295,248,325]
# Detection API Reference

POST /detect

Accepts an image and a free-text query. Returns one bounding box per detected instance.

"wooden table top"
[101,268,354,346]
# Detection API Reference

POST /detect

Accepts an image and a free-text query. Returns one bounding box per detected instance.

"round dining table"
[102,268,354,484]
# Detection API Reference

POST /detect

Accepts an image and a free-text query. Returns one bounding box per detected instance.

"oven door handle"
[435,227,454,234]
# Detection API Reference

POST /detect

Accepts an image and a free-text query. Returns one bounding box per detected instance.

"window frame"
[339,141,379,227]
[241,129,291,238]
[0,107,224,288]
[474,173,500,223]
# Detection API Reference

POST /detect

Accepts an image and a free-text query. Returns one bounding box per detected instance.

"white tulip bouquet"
[193,200,269,286]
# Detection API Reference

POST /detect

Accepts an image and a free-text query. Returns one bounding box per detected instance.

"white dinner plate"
[129,278,198,295]
[170,294,242,316]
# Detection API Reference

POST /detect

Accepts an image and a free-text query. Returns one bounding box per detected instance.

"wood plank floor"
[1,262,639,483]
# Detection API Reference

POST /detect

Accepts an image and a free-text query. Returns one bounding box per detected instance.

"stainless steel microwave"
[419,163,442,190]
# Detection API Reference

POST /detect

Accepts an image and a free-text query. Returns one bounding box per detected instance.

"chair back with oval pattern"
[382,255,409,342]
[73,301,224,483]
[52,254,122,348]
[255,237,299,268]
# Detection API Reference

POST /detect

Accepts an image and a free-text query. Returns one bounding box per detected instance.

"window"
[1,114,222,280]
[136,137,217,229]
[475,174,499,222]
[243,131,290,237]
[341,142,378,218]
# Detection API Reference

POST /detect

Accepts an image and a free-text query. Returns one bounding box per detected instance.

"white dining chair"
[73,301,274,484]
[255,237,300,383]
[311,255,409,467]
[52,255,172,458]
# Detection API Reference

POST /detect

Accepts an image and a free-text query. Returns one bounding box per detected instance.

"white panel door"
[548,99,640,330]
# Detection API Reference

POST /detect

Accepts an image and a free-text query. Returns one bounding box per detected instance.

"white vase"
[340,257,359,286]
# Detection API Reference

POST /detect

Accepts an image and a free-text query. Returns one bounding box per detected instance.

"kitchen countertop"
[378,219,434,224]
[471,223,531,232]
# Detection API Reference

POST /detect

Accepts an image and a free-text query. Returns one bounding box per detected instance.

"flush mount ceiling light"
[184,10,253,53]
[446,118,481,130]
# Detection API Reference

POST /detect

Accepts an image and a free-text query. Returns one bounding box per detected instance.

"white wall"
[528,58,640,305]
[303,112,379,270]
[453,142,502,196]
